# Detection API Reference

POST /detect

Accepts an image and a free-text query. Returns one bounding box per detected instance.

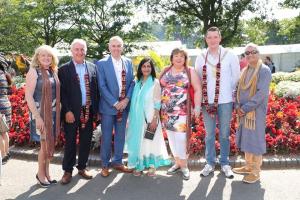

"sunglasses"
[245,50,259,55]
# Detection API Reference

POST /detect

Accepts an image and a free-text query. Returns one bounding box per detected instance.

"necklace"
[202,49,221,115]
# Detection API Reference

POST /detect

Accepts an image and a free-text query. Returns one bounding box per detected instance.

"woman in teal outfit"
[126,58,171,176]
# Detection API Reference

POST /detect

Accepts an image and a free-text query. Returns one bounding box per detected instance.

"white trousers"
[166,130,187,159]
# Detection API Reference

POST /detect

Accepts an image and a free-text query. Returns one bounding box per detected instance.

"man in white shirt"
[96,36,135,177]
[195,27,240,178]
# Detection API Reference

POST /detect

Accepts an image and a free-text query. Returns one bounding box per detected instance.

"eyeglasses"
[245,50,259,55]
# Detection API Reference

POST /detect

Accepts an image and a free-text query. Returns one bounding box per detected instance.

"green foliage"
[241,16,300,45]
[144,0,255,47]
[0,0,152,59]
[58,55,72,67]
[75,0,152,59]
[0,0,83,54]
[0,1,38,54]
[241,18,269,45]
[132,50,169,74]
[277,16,300,44]
[148,50,170,72]
[164,15,202,48]
[281,0,300,8]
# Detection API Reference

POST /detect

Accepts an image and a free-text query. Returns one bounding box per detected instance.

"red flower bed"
[189,92,300,155]
[9,86,30,145]
[9,86,300,154]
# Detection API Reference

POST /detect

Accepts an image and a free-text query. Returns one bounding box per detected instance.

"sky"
[242,0,300,20]
[133,0,299,24]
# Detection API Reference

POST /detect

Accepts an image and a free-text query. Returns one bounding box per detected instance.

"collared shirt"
[73,60,87,106]
[195,46,240,104]
[112,56,125,97]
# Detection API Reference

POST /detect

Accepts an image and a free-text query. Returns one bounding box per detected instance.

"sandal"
[147,168,156,177]
[133,170,142,177]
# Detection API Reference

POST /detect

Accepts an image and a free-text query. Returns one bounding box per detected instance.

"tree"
[277,17,300,44]
[0,0,152,58]
[143,0,256,47]
[75,0,152,59]
[19,0,83,47]
[0,1,39,54]
[241,18,269,45]
[281,0,300,8]
[0,0,83,54]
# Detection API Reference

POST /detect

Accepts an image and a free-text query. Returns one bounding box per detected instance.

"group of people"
[19,26,272,188]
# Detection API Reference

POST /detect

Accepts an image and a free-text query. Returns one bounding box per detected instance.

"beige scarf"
[237,59,262,130]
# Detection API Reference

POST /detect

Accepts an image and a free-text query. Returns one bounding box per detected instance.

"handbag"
[0,114,9,133]
[144,124,156,140]
[144,111,157,140]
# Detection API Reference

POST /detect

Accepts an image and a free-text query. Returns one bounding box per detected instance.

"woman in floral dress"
[160,48,202,180]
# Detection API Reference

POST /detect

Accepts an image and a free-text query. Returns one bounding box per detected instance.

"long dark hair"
[136,57,156,81]
[0,55,12,86]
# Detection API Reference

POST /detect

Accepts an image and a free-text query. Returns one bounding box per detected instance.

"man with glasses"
[195,27,240,178]
[233,43,272,183]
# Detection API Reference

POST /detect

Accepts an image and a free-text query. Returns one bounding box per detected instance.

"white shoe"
[200,164,214,177]
[181,168,190,180]
[167,165,180,175]
[221,165,234,178]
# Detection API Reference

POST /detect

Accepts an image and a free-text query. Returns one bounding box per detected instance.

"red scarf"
[116,61,126,122]
[76,72,91,129]
[202,49,221,115]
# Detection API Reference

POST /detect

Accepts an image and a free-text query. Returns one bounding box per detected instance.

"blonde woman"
[25,45,60,187]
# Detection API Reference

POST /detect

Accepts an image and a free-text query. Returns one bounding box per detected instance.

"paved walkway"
[9,145,300,169]
[1,159,300,200]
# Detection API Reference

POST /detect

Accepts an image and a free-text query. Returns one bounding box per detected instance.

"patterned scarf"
[40,68,60,159]
[77,72,91,129]
[117,61,126,122]
[237,59,262,130]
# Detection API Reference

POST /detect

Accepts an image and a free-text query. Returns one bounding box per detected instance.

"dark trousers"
[62,112,93,173]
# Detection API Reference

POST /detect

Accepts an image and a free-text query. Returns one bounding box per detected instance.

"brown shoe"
[78,169,93,179]
[243,173,260,184]
[232,166,251,175]
[100,168,110,177]
[113,165,134,173]
[61,172,72,185]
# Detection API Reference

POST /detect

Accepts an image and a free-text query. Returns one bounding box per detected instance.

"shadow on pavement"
[188,172,227,200]
[12,171,185,200]
[230,180,265,200]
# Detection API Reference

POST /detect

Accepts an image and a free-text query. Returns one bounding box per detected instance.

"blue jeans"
[203,103,233,166]
[100,112,128,168]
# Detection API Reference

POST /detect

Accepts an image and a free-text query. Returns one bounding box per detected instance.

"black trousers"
[62,111,93,173]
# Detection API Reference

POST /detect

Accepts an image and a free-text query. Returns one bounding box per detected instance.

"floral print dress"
[160,70,189,133]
